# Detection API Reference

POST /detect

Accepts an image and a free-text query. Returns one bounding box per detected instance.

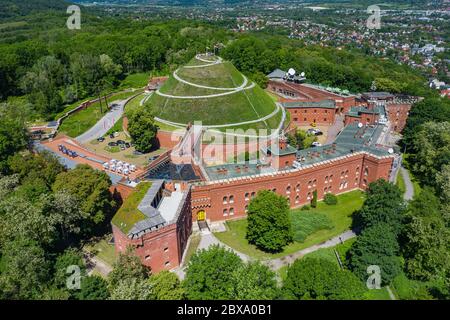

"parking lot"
[87,131,167,167]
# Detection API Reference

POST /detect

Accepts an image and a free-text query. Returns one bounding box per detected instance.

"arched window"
[251,192,256,199]
[286,185,291,194]
[229,195,234,204]
[229,208,234,216]
[296,183,301,192]
[223,209,228,216]
[245,193,250,201]
[223,196,228,204]
[364,167,369,176]
[295,195,300,204]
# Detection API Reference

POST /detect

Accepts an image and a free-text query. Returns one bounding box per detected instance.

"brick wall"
[191,152,393,222]
[112,188,192,273]
[385,103,412,133]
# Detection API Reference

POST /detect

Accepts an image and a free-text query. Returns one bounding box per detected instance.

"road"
[400,166,415,201]
[75,99,126,144]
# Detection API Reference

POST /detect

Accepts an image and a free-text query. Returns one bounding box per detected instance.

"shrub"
[311,190,318,208]
[324,193,338,205]
[290,212,333,242]
[301,205,310,211]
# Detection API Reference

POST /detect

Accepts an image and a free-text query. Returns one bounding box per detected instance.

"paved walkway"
[198,230,251,263]
[263,230,356,271]
[76,99,127,144]
[325,114,344,144]
[156,82,255,99]
[400,166,414,201]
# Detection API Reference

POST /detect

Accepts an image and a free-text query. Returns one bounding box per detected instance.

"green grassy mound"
[145,57,280,130]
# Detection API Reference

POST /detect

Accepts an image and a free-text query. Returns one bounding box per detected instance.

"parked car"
[97,137,105,142]
[109,133,114,139]
[314,131,323,136]
[108,142,118,147]
[117,140,126,145]
[125,143,131,148]
[312,142,322,147]
[120,145,126,151]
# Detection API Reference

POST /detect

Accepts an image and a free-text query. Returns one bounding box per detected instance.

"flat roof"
[205,162,275,181]
[282,99,336,109]
[296,123,389,166]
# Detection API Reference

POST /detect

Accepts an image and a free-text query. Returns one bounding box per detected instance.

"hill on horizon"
[145,54,283,132]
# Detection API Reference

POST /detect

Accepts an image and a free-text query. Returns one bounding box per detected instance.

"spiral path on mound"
[155,54,255,99]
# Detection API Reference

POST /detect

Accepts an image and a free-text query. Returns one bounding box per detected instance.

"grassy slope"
[214,190,365,260]
[58,90,141,137]
[146,58,279,129]
[111,182,151,234]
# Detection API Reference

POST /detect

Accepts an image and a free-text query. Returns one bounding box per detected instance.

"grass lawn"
[300,237,356,267]
[83,235,117,267]
[119,72,150,89]
[183,233,201,267]
[214,190,365,260]
[111,182,151,234]
[390,273,432,300]
[146,58,279,130]
[58,90,141,137]
[58,101,107,137]
[396,170,406,194]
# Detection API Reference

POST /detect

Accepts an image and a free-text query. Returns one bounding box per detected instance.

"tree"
[311,190,318,208]
[108,247,150,289]
[228,262,278,300]
[0,238,50,299]
[324,193,338,205]
[148,270,184,300]
[282,258,365,300]
[8,151,65,188]
[402,215,450,283]
[52,164,114,232]
[109,278,154,300]
[0,191,85,248]
[76,276,110,300]
[354,179,405,235]
[127,106,158,153]
[53,248,86,290]
[0,104,28,173]
[409,122,450,189]
[348,223,402,285]
[246,190,293,252]
[287,129,315,150]
[251,71,268,88]
[20,55,65,118]
[436,164,450,204]
[403,98,450,146]
[183,245,243,300]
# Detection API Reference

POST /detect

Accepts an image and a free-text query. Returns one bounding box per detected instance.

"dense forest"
[0,2,433,121]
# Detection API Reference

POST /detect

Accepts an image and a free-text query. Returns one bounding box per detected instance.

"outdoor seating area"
[103,159,137,176]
